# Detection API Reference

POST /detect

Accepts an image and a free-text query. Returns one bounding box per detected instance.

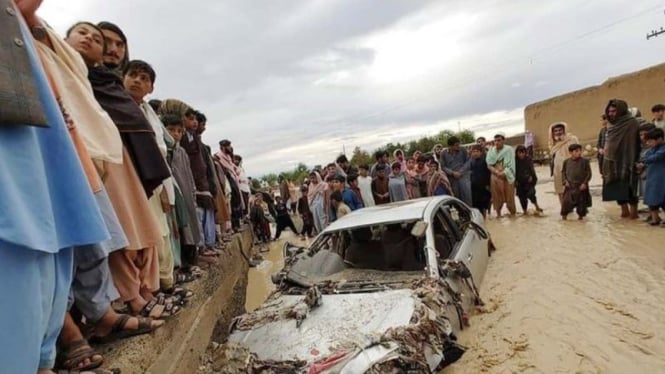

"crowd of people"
[255,99,665,244]
[2,4,252,374]
[4,2,665,374]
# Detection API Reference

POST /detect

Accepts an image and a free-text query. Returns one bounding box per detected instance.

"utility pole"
[646,10,665,40]
[647,26,665,40]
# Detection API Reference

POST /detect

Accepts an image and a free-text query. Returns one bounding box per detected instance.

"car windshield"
[285,220,428,287]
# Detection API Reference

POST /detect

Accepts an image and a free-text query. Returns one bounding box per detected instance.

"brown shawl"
[602,99,640,183]
[88,66,170,196]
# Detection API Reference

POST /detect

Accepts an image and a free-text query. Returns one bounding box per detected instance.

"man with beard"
[440,136,472,205]
[216,139,244,231]
[602,99,641,219]
[548,122,579,205]
[97,21,128,73]
[652,104,665,130]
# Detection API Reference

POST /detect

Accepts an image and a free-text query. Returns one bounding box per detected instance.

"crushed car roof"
[323,196,453,232]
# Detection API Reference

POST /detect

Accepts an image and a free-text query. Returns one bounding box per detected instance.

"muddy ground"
[245,164,665,373]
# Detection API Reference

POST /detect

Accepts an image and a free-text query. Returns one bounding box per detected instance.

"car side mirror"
[411,221,428,238]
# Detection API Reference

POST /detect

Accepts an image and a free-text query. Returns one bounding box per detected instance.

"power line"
[316,4,664,130]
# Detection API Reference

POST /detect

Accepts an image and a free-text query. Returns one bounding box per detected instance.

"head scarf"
[307,171,328,204]
[97,21,129,73]
[158,98,191,119]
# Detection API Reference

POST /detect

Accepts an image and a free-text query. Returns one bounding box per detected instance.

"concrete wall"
[525,63,665,151]
[104,229,253,374]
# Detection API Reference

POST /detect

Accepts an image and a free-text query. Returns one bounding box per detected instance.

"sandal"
[175,272,197,284]
[56,339,103,371]
[164,286,194,300]
[89,315,161,344]
[158,302,181,318]
[200,248,219,257]
[134,298,165,319]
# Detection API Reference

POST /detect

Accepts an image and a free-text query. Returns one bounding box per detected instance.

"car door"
[442,200,489,286]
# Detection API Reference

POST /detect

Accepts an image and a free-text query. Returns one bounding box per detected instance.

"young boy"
[273,196,300,240]
[297,185,315,238]
[637,123,656,215]
[470,145,491,218]
[515,145,543,214]
[250,193,271,243]
[561,144,592,220]
[331,191,352,219]
[641,128,665,225]
[357,165,376,207]
[163,114,202,270]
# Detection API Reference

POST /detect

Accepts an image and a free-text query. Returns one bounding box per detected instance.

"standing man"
[486,133,517,217]
[370,150,390,178]
[440,136,472,205]
[651,104,665,130]
[596,114,609,174]
[602,99,641,219]
[548,122,579,205]
[2,3,109,371]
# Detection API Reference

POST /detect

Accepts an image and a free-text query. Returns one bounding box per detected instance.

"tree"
[350,146,373,167]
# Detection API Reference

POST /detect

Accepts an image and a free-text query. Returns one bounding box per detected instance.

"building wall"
[525,63,665,152]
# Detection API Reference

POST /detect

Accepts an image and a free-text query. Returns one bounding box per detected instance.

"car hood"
[228,289,416,364]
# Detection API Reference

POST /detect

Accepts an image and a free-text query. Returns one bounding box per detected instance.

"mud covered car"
[222,196,493,373]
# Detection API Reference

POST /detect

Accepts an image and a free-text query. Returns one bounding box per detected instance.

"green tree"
[350,146,373,167]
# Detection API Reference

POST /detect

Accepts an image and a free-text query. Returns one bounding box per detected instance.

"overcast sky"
[40,0,664,176]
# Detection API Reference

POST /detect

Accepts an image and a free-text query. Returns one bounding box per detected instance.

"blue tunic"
[440,148,472,205]
[0,20,108,253]
[643,144,665,207]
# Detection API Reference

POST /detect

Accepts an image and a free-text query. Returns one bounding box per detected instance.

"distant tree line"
[254,129,476,187]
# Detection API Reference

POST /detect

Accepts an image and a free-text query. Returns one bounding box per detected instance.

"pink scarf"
[216,151,240,183]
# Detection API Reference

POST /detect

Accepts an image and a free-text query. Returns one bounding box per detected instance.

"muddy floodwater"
[245,164,665,373]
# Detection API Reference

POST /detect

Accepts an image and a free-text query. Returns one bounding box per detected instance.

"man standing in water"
[548,122,579,206]
[440,136,472,205]
[486,133,517,217]
[602,99,641,219]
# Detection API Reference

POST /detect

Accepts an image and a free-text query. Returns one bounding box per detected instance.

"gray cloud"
[39,0,665,175]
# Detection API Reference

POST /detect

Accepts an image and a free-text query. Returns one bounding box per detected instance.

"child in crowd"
[470,145,492,218]
[297,185,315,238]
[515,145,543,215]
[331,191,352,219]
[640,128,665,225]
[637,123,656,215]
[250,193,271,243]
[561,144,592,220]
[273,196,300,240]
[357,164,376,207]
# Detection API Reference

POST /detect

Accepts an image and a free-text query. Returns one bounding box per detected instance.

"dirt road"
[245,165,665,373]
[448,166,665,373]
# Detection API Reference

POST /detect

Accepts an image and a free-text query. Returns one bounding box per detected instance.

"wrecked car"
[224,196,493,373]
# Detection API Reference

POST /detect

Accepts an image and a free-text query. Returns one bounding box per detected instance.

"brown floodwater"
[244,164,665,373]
